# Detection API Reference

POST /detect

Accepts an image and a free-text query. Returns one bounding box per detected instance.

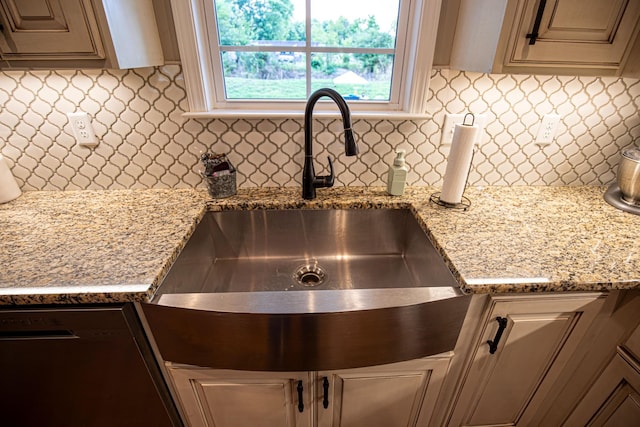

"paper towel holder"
[429,191,471,211]
[430,113,475,211]
[456,112,475,126]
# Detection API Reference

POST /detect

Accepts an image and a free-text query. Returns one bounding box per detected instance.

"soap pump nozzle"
[387,148,408,196]
[393,149,406,166]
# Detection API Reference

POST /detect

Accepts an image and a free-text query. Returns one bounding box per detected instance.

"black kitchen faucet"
[302,88,358,200]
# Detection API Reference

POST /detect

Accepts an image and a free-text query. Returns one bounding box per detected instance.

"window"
[208,0,402,102]
[171,0,441,117]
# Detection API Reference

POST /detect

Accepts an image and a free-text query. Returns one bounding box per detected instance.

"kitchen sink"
[154,208,458,295]
[144,208,470,371]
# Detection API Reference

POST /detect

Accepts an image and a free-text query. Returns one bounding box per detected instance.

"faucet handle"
[314,156,335,188]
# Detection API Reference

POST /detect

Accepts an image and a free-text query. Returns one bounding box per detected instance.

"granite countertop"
[0,189,208,304]
[1,185,638,305]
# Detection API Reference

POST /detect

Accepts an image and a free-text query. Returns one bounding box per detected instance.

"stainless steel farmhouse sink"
[142,208,471,372]
[155,208,458,294]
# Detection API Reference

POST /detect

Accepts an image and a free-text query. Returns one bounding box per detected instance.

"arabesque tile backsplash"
[1,65,639,191]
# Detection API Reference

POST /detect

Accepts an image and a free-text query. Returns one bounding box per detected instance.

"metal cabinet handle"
[487,316,508,354]
[297,380,304,413]
[0,329,77,340]
[322,377,329,409]
[525,0,547,45]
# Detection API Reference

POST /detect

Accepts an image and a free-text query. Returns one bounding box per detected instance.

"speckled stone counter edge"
[2,186,638,305]
[203,186,640,295]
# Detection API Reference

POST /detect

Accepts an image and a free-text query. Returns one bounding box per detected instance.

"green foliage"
[216,0,251,45]
[312,15,394,50]
[226,0,294,41]
[287,21,305,41]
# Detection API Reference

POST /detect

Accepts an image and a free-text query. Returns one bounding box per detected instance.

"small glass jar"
[202,169,237,198]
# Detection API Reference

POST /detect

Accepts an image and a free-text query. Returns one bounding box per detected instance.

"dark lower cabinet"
[0,304,182,427]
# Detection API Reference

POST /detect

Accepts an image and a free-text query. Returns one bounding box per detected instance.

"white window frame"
[169,0,441,119]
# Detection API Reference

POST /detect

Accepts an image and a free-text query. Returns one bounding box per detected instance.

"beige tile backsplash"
[0,65,638,191]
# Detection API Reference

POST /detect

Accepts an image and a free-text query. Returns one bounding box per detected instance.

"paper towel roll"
[0,154,22,203]
[440,123,478,204]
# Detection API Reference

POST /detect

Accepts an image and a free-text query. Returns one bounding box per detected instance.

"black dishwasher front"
[0,304,182,427]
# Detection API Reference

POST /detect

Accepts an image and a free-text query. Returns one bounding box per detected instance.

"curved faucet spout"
[303,88,359,200]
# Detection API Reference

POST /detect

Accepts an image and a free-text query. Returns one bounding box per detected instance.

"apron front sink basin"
[155,208,458,295]
[144,208,470,371]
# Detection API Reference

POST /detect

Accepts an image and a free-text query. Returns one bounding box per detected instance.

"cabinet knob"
[487,316,508,354]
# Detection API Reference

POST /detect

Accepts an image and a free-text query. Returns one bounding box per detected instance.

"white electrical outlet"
[535,114,560,144]
[440,113,487,146]
[67,112,98,146]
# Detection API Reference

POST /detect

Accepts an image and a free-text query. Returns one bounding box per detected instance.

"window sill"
[182,110,432,121]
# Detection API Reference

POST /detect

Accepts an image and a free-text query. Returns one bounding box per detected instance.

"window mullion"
[220,46,395,55]
[305,0,312,97]
[203,0,229,106]
[389,0,412,107]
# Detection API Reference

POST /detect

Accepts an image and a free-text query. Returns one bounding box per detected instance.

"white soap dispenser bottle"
[386,149,408,196]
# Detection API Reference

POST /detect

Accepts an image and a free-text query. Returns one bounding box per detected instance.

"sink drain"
[293,264,327,287]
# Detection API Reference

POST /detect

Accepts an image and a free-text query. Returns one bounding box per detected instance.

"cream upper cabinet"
[0,0,102,57]
[0,0,163,69]
[449,0,640,76]
[446,292,606,426]
[165,355,452,427]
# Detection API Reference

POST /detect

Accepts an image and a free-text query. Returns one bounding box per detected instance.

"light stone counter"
[0,189,208,304]
[1,185,638,304]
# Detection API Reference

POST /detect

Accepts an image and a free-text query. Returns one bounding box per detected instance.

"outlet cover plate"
[440,113,487,146]
[67,112,98,146]
[534,113,560,145]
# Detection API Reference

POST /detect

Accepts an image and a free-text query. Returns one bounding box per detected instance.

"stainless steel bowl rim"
[622,147,640,163]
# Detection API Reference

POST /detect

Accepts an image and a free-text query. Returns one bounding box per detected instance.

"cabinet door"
[623,317,640,362]
[447,293,605,427]
[166,364,313,427]
[506,0,640,69]
[0,0,105,59]
[565,351,640,426]
[317,356,451,427]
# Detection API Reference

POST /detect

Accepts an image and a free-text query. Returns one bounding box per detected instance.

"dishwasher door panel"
[0,304,181,427]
